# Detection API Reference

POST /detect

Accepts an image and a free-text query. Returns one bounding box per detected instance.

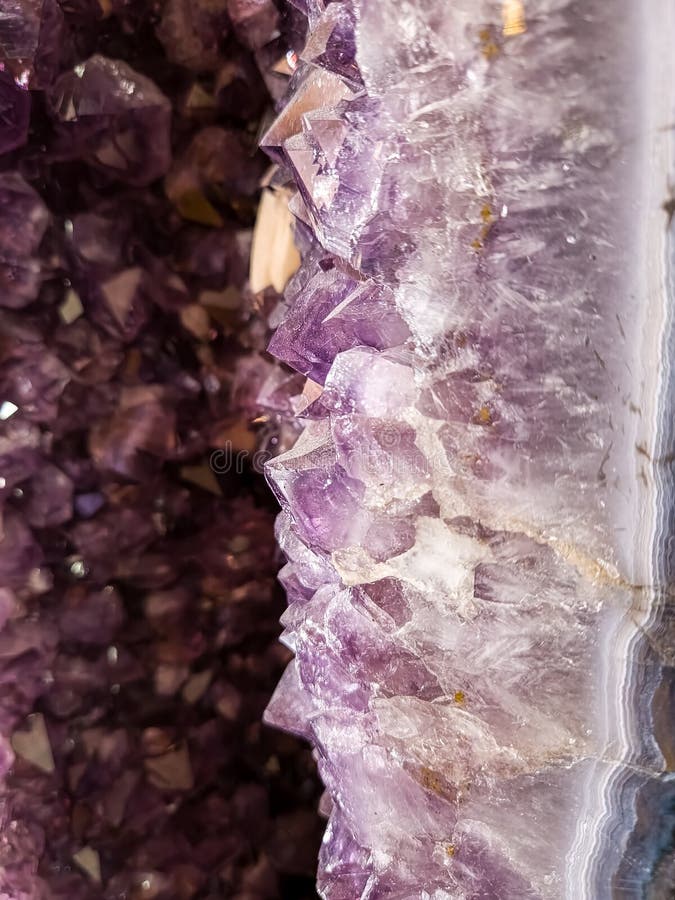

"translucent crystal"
[264,1,675,896]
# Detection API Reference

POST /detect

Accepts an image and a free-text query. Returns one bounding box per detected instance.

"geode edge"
[263,1,675,897]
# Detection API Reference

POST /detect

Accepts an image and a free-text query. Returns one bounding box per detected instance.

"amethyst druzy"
[263,0,675,897]
[0,0,324,895]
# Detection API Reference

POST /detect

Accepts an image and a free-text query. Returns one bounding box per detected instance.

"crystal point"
[0,172,49,308]
[48,55,172,186]
[0,0,67,88]
[264,1,675,896]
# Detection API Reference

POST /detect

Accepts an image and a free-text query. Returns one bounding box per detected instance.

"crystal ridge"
[263,1,675,897]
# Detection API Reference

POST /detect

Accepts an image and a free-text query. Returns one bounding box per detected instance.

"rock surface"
[263,1,675,897]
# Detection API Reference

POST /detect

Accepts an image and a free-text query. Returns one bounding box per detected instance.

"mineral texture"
[0,0,323,896]
[263,1,675,897]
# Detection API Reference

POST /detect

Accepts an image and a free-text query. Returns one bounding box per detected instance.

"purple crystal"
[263,1,675,897]
[165,126,267,218]
[269,250,410,383]
[22,463,73,527]
[48,55,172,186]
[0,173,49,308]
[0,0,67,88]
[0,69,31,154]
[156,0,230,71]
[0,3,323,896]
[227,0,280,51]
[299,1,360,86]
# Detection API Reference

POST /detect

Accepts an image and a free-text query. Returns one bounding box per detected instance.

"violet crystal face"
[263,1,675,898]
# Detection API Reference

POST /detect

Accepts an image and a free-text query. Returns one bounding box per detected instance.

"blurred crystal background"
[0,0,324,896]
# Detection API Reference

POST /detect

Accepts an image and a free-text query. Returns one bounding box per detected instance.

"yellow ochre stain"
[472,205,494,251]
[475,406,492,425]
[502,0,526,36]
[420,767,444,795]
[479,27,500,60]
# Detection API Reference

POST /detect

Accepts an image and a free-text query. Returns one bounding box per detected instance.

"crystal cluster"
[0,1,323,897]
[263,1,675,897]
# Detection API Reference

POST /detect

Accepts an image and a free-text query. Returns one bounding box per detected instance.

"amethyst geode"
[0,0,324,896]
[263,1,675,897]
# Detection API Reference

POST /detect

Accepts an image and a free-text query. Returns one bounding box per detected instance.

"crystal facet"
[0,69,31,154]
[263,1,675,897]
[48,55,172,186]
[0,172,49,309]
[0,4,323,896]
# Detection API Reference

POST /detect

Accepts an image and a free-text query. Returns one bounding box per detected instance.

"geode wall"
[261,1,675,898]
[2,0,674,897]
[0,1,324,898]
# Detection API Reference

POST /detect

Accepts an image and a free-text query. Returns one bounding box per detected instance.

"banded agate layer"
[263,1,675,896]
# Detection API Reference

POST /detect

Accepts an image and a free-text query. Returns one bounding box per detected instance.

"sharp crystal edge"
[262,1,675,897]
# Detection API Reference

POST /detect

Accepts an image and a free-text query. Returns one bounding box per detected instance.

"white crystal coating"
[264,1,675,897]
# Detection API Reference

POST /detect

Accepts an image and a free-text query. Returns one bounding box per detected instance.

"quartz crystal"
[48,55,173,186]
[0,69,30,154]
[0,172,49,309]
[0,0,66,87]
[156,0,230,72]
[0,1,322,896]
[263,1,675,897]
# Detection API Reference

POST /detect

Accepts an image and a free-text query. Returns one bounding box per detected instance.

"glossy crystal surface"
[263,1,675,897]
